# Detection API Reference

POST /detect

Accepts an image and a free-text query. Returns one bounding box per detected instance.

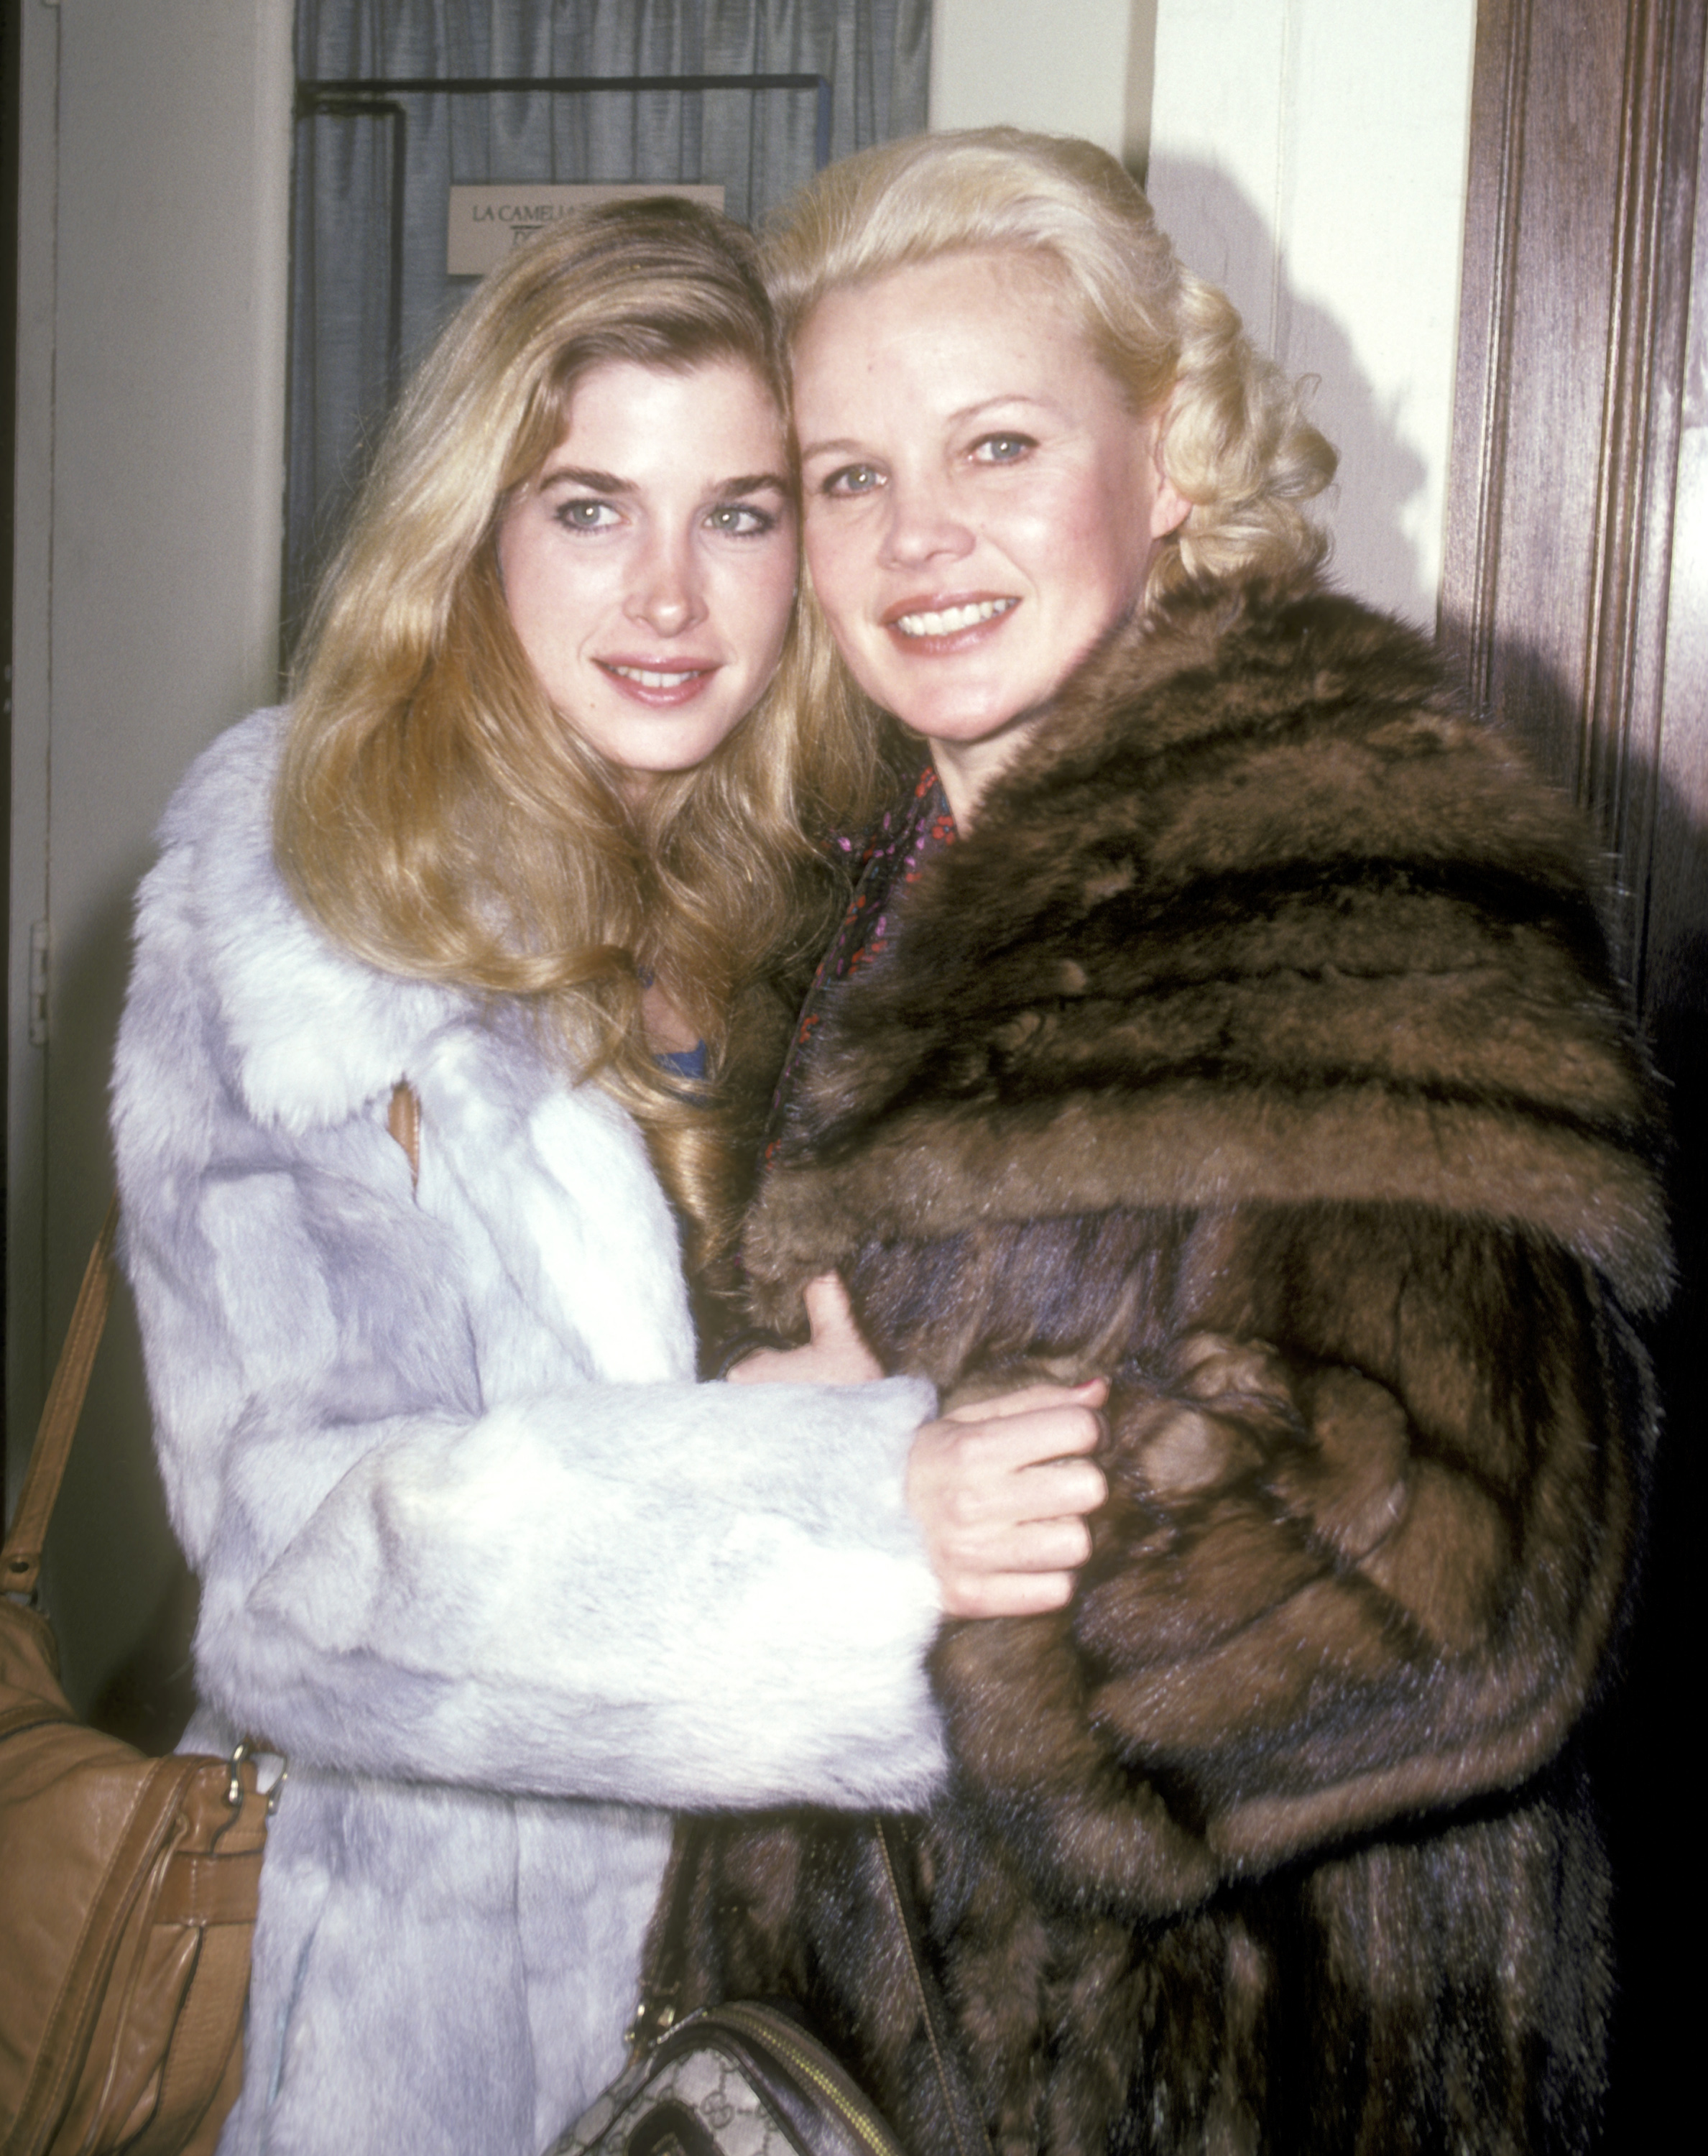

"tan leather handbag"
[1,1206,269,2156]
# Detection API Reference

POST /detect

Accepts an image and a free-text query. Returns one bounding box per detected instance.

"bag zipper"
[703,2004,905,2156]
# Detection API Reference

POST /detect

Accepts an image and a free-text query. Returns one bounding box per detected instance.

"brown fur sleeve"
[917,1201,1645,1920]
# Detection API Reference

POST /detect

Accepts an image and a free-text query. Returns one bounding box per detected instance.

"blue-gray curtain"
[287,0,933,642]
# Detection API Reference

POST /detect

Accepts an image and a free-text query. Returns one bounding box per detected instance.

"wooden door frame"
[1442,2,1706,2138]
[1442,0,1706,1006]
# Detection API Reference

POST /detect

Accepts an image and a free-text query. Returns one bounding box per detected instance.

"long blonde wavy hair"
[762,127,1338,605]
[280,198,879,1262]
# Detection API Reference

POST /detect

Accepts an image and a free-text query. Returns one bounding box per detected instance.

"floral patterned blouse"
[763,765,958,1163]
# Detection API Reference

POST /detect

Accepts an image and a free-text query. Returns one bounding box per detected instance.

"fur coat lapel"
[154,707,694,1389]
[167,708,453,1133]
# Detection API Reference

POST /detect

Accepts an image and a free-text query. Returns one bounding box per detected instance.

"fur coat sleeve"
[111,709,946,1812]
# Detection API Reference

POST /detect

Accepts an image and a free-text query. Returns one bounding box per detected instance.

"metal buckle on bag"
[625,1995,679,2052]
[228,1737,290,1814]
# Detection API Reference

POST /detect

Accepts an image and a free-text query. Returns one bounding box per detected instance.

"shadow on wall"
[1143,155,1434,628]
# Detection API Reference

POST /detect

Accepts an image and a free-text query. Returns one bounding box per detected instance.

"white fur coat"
[110,710,945,2156]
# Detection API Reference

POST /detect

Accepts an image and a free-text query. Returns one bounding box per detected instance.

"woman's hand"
[730,1279,1107,1614]
[910,1380,1109,1618]
[726,1274,884,1386]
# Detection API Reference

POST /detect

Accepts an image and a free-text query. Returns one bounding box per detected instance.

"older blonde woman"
[670,133,1668,2156]
[109,197,1104,2156]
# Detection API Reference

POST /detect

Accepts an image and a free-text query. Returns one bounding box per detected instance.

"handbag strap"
[642,1818,994,2156]
[628,1813,701,2046]
[2,1085,420,1604]
[873,1819,996,2156]
[2,1197,118,1602]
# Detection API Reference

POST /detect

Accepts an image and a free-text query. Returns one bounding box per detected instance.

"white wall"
[1143,1,1476,624]
[8,0,294,1709]
[929,0,1156,168]
[929,0,1477,629]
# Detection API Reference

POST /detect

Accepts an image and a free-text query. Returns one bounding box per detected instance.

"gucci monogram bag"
[557,1999,904,2156]
[553,1820,991,2156]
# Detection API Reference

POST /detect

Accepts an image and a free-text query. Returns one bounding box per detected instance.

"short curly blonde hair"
[762,127,1337,599]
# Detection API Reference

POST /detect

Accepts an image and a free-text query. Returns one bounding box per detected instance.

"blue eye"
[973,434,1033,464]
[707,502,780,537]
[821,463,882,498]
[555,498,619,532]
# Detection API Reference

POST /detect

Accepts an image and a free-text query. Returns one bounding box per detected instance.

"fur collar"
[751,583,1670,1315]
[155,709,474,1133]
[126,709,696,1401]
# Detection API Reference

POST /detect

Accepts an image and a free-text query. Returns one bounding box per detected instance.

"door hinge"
[29,919,50,1048]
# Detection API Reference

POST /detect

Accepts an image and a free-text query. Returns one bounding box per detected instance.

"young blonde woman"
[109,198,1104,2156]
[667,134,1669,2156]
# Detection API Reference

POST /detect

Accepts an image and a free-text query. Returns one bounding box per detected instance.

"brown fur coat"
[666,581,1669,2155]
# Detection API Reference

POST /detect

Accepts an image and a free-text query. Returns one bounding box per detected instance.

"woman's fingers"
[946,1567,1084,1621]
[907,1383,1109,1618]
[919,1428,1107,1527]
[726,1273,883,1386]
[946,1374,1109,1424]
[799,1273,882,1376]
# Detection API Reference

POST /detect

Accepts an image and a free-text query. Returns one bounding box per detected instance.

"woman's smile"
[596,657,721,702]
[885,593,1020,642]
